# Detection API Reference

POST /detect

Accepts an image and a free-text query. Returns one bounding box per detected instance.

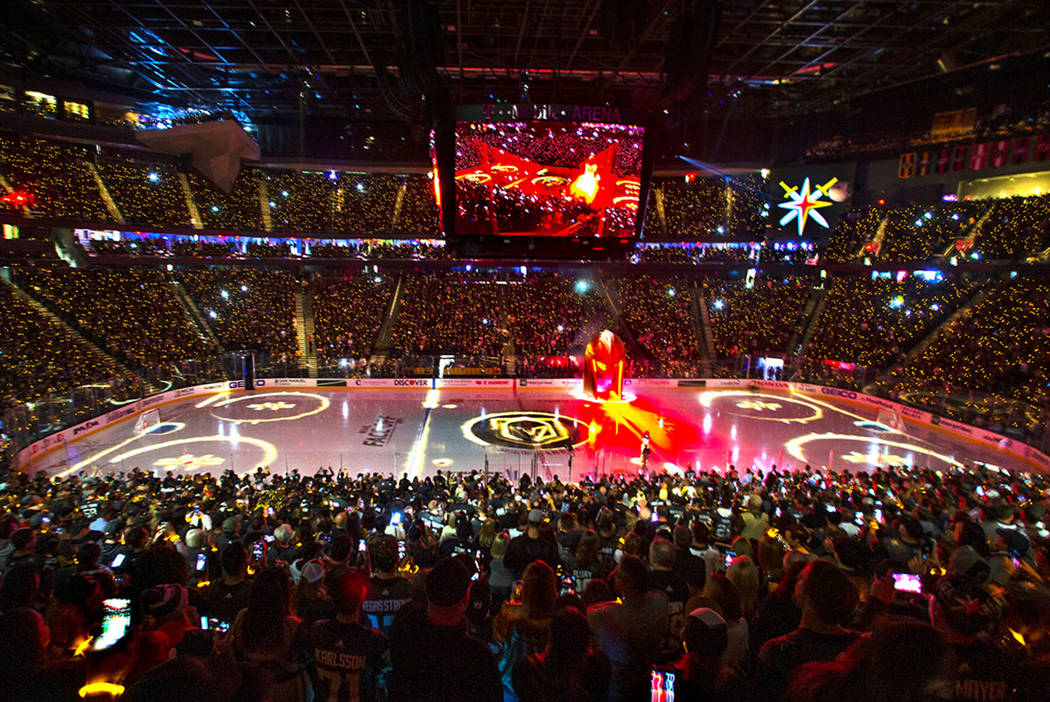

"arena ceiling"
[1,0,1047,120]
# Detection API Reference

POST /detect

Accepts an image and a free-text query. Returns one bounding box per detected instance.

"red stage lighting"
[1,190,34,208]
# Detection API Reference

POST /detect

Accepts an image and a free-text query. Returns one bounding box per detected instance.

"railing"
[4,351,1047,469]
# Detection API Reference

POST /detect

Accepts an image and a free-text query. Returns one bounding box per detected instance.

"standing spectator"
[207,543,251,624]
[655,607,744,702]
[648,538,690,664]
[786,620,951,702]
[361,534,413,636]
[494,560,557,702]
[752,560,807,655]
[755,560,860,702]
[672,525,706,591]
[302,568,388,702]
[292,560,335,627]
[228,567,309,702]
[741,495,770,541]
[512,606,610,702]
[325,535,354,592]
[504,510,560,580]
[691,522,723,577]
[270,524,300,565]
[489,533,516,604]
[389,558,501,702]
[587,555,668,702]
[929,575,1018,701]
[702,573,751,668]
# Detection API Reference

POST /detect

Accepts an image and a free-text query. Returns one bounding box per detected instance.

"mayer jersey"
[361,576,414,636]
[305,619,388,702]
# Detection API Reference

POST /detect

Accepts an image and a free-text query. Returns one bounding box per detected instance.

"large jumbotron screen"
[453,120,645,237]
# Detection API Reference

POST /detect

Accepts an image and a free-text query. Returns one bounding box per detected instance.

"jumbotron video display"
[454,121,645,237]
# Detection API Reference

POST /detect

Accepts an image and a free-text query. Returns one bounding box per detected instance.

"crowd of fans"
[727,175,766,238]
[881,275,1050,435]
[390,272,508,357]
[2,459,1050,701]
[877,203,985,263]
[313,276,395,366]
[504,274,615,359]
[94,152,189,228]
[0,134,438,237]
[266,171,334,233]
[616,276,700,377]
[658,178,727,239]
[186,171,264,232]
[973,196,1050,261]
[805,275,980,369]
[13,266,209,369]
[823,207,884,263]
[704,276,812,359]
[332,174,402,235]
[393,176,440,236]
[178,269,299,360]
[0,285,121,406]
[0,134,109,222]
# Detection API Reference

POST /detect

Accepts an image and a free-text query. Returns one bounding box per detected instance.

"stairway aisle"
[171,278,224,354]
[690,281,715,376]
[87,162,125,224]
[295,284,318,377]
[793,286,829,359]
[177,172,204,229]
[370,273,406,362]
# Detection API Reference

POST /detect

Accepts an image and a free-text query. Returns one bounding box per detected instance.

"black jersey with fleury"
[305,619,388,702]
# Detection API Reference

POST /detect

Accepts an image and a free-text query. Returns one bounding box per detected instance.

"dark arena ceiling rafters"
[0,1,1047,122]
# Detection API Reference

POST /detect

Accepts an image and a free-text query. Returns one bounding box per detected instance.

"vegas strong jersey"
[361,576,414,636]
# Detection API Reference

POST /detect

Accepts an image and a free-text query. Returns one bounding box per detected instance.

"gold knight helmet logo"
[462,411,587,451]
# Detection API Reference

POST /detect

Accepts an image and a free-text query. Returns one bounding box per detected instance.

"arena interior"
[1,2,1050,700]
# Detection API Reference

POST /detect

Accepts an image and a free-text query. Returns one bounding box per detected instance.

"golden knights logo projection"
[462,411,588,451]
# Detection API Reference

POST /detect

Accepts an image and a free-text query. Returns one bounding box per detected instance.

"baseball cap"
[931,575,998,635]
[426,558,471,607]
[301,559,326,585]
[948,545,989,580]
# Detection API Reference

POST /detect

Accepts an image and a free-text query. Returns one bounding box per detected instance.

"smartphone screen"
[874,508,883,523]
[200,616,229,633]
[93,599,132,651]
[263,534,275,543]
[358,539,367,553]
[724,551,736,569]
[252,542,264,560]
[892,573,922,593]
[111,552,126,569]
[651,669,676,702]
[391,511,402,526]
[195,553,207,572]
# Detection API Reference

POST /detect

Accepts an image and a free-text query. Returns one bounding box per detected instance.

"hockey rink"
[22,383,1031,480]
